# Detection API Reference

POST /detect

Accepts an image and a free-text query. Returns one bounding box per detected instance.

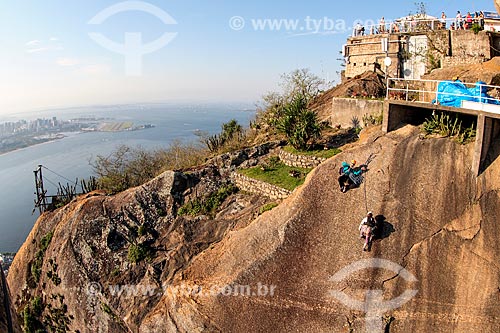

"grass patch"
[239,162,311,191]
[283,145,342,159]
[258,202,279,215]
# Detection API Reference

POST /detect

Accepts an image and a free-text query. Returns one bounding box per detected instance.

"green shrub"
[268,156,280,168]
[275,94,322,151]
[203,119,245,153]
[22,293,73,333]
[40,232,53,252]
[362,112,383,127]
[156,208,167,217]
[22,297,45,333]
[30,231,54,285]
[92,141,207,194]
[179,184,238,217]
[101,303,113,315]
[138,225,147,237]
[421,112,476,144]
[127,244,152,264]
[471,23,482,34]
[256,68,325,130]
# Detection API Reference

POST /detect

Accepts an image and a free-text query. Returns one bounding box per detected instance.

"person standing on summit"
[456,11,463,30]
[465,12,473,29]
[379,17,386,33]
[440,12,447,29]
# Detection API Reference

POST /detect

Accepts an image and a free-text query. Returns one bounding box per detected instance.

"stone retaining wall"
[279,149,326,168]
[231,172,291,200]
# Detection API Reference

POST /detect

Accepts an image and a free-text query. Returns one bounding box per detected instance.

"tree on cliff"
[91,142,206,194]
[256,68,325,149]
[261,68,325,112]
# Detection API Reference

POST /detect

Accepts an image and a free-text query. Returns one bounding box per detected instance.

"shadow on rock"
[374,215,395,240]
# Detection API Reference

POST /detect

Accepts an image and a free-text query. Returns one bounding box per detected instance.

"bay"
[0,103,254,252]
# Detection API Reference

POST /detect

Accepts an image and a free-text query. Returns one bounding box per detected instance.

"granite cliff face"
[7,126,500,332]
[0,269,21,333]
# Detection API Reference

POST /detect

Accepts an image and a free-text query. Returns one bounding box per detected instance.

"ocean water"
[0,104,254,252]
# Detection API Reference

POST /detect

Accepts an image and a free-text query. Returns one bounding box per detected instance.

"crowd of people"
[449,10,486,30]
[353,10,488,37]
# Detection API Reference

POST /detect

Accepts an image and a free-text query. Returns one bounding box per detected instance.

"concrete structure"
[382,100,500,175]
[319,97,384,128]
[344,30,500,80]
[484,10,500,31]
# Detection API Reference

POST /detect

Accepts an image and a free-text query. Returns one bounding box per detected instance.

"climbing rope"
[363,153,376,213]
[364,172,369,213]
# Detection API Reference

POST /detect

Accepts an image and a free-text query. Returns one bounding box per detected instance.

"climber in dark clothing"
[338,161,351,192]
[339,160,367,192]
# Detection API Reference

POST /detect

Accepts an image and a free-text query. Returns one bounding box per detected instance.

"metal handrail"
[386,77,500,105]
[351,16,485,37]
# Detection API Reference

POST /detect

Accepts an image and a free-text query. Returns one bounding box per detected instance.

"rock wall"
[449,30,491,64]
[278,149,326,168]
[230,172,291,200]
[0,268,21,332]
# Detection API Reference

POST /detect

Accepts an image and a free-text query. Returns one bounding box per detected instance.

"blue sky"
[0,0,493,114]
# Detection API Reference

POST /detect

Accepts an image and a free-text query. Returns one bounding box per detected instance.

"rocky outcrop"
[424,57,500,87]
[7,125,500,332]
[7,167,268,332]
[310,71,386,113]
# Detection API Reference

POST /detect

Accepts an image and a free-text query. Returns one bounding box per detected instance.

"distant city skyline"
[0,0,493,115]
